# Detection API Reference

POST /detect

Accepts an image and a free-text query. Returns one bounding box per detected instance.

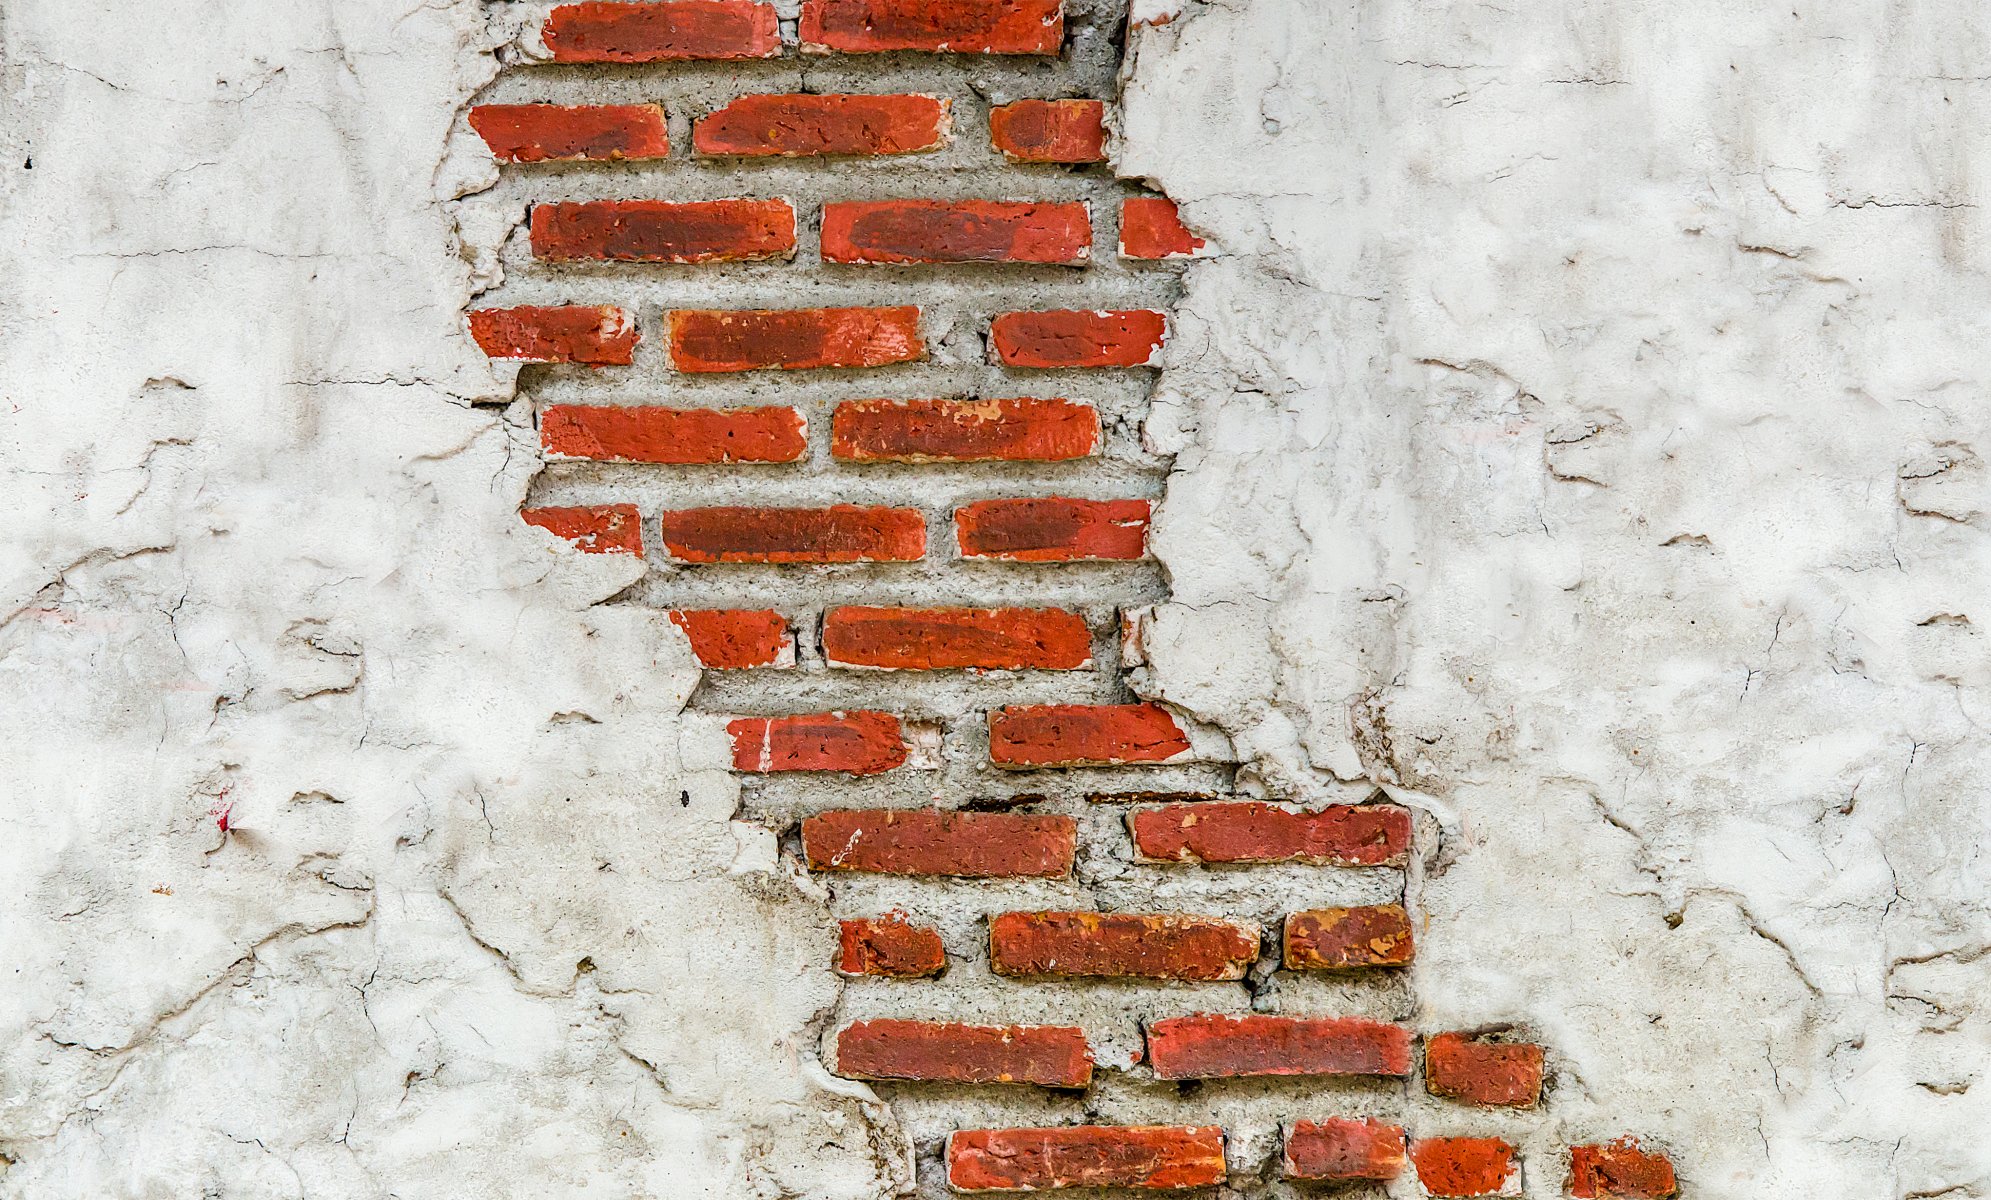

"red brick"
[824,606,1091,670]
[668,609,792,668]
[531,199,795,264]
[836,913,946,978]
[835,1020,1091,1087]
[658,505,924,563]
[802,809,1076,877]
[947,1126,1226,1192]
[1120,196,1205,259]
[544,0,780,62]
[1569,1138,1678,1199]
[469,104,670,163]
[667,306,923,372]
[727,711,907,774]
[470,305,636,366]
[831,397,1098,462]
[521,504,644,555]
[1425,1032,1545,1109]
[1284,905,1416,970]
[820,200,1090,265]
[990,99,1105,162]
[542,405,806,464]
[991,309,1165,368]
[1282,1118,1408,1182]
[1411,1138,1519,1198]
[989,703,1188,768]
[695,93,950,156]
[989,912,1258,981]
[1129,802,1411,866]
[955,497,1149,561]
[1145,1015,1412,1080]
[800,0,1064,55]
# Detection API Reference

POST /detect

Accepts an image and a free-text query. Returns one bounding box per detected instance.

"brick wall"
[469,1,1679,1194]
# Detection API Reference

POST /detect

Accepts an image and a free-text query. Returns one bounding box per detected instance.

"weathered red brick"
[831,397,1098,462]
[990,98,1105,162]
[837,913,946,978]
[1282,1118,1408,1182]
[1145,1015,1412,1080]
[668,609,792,668]
[695,93,950,156]
[1425,1032,1545,1109]
[990,309,1166,368]
[989,703,1188,768]
[531,199,795,264]
[835,1020,1091,1087]
[470,305,637,366]
[544,0,781,62]
[800,0,1064,55]
[821,200,1090,264]
[947,1126,1226,1192]
[1568,1138,1678,1199]
[824,606,1091,670]
[1129,802,1412,866]
[521,504,644,555]
[801,809,1076,877]
[1411,1138,1519,1198]
[668,306,923,372]
[658,506,925,563]
[1284,905,1416,970]
[542,405,806,464]
[989,912,1258,980]
[727,711,907,774]
[1120,196,1205,259]
[955,497,1149,561]
[469,103,670,163]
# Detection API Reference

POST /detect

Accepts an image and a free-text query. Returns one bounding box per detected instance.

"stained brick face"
[470,305,636,365]
[988,702,1190,767]
[836,914,947,978]
[1411,1138,1520,1198]
[820,200,1091,264]
[657,505,926,563]
[990,309,1166,367]
[666,306,923,372]
[834,1019,1092,1086]
[1145,1014,1414,1080]
[542,405,806,464]
[1283,1117,1408,1181]
[830,397,1099,462]
[543,1,782,62]
[801,808,1076,877]
[469,104,670,163]
[988,912,1259,980]
[1129,801,1411,866]
[1568,1138,1678,1198]
[1424,1032,1546,1109]
[989,98,1107,162]
[667,609,793,668]
[822,606,1092,670]
[955,497,1150,560]
[726,711,908,774]
[1282,904,1416,970]
[695,93,951,157]
[947,1126,1226,1192]
[800,0,1066,55]
[521,504,644,554]
[531,199,796,263]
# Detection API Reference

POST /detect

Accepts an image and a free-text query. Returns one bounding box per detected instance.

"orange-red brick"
[990,98,1105,162]
[801,809,1076,877]
[1569,1138,1678,1199]
[837,913,946,978]
[1411,1138,1519,1198]
[1284,1118,1407,1182]
[531,199,795,264]
[1129,801,1412,866]
[1284,905,1416,970]
[544,0,780,62]
[1145,1014,1412,1080]
[469,104,670,163]
[835,1019,1091,1087]
[800,0,1064,55]
[991,309,1166,368]
[989,912,1258,980]
[695,93,950,156]
[820,200,1090,264]
[667,306,923,372]
[1120,196,1205,259]
[727,711,907,774]
[831,397,1098,462]
[668,609,792,668]
[824,606,1091,670]
[989,702,1189,767]
[470,305,637,365]
[542,405,806,464]
[658,505,925,563]
[947,1126,1226,1192]
[521,504,644,555]
[1425,1032,1545,1109]
[955,497,1149,561]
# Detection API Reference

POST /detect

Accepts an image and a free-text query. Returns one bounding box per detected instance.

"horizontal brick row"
[542,0,1067,60]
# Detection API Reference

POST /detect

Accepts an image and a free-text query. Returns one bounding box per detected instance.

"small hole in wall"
[680,790,691,808]
[22,158,30,169]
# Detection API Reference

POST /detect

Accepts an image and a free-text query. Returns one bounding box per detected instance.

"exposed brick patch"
[1411,1138,1520,1198]
[837,913,946,978]
[990,309,1165,368]
[1425,1032,1545,1109]
[531,199,796,264]
[1145,1014,1413,1080]
[989,702,1189,767]
[835,1019,1092,1087]
[800,0,1065,55]
[1283,904,1416,970]
[1568,1138,1678,1199]
[1129,801,1411,866]
[521,504,644,554]
[667,609,792,668]
[831,397,1098,462]
[667,306,924,372]
[955,497,1149,560]
[695,93,951,157]
[823,606,1092,670]
[801,808,1076,877]
[990,98,1106,162]
[469,103,669,163]
[1283,1117,1409,1182]
[658,505,925,563]
[727,711,908,774]
[543,0,781,63]
[542,405,806,464]
[1120,196,1206,259]
[470,305,636,365]
[947,1126,1226,1192]
[820,200,1090,265]
[988,911,1258,980]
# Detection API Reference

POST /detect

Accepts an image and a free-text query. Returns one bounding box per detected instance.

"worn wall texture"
[2,0,1987,1198]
